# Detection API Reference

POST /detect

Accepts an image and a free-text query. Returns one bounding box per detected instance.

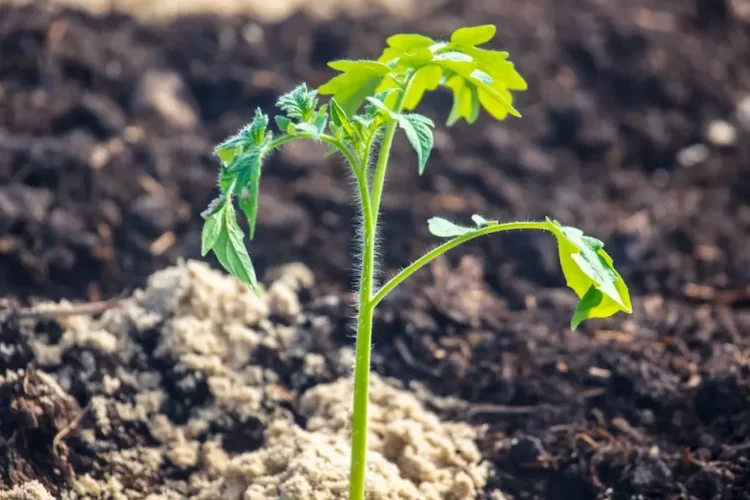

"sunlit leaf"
[546,218,632,329]
[432,52,477,77]
[318,60,391,116]
[403,65,442,110]
[386,33,435,51]
[434,51,473,63]
[463,46,527,91]
[450,25,496,46]
[445,75,480,125]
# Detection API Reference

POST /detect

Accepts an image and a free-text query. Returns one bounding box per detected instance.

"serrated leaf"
[427,217,475,237]
[329,98,354,139]
[294,122,323,139]
[235,153,262,240]
[248,108,268,144]
[276,83,319,121]
[312,107,328,137]
[214,133,248,164]
[545,218,632,329]
[397,113,434,175]
[274,115,293,133]
[201,206,223,256]
[212,201,260,295]
[450,25,496,46]
[318,60,392,116]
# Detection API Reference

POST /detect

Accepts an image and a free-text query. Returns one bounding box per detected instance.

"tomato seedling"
[201,25,632,500]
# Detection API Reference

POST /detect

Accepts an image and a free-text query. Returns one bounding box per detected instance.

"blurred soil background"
[1,0,750,498]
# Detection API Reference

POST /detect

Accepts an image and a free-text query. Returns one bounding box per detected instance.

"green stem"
[348,159,376,500]
[368,121,398,217]
[270,129,374,500]
[349,96,406,500]
[268,132,361,172]
[371,221,551,307]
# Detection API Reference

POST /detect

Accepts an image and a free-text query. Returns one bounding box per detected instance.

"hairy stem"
[348,163,376,500]
[371,221,551,307]
[268,132,361,172]
[369,91,406,218]
[349,99,406,500]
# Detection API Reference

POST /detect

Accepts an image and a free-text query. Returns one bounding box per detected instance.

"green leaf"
[276,83,319,121]
[214,130,250,164]
[546,218,632,329]
[212,200,260,295]
[471,214,491,227]
[364,96,394,119]
[318,60,391,116]
[397,113,434,175]
[312,106,328,136]
[329,97,355,140]
[427,217,475,237]
[571,286,606,330]
[248,108,268,144]
[403,65,442,110]
[450,25,496,46]
[200,204,223,256]
[235,153,262,240]
[275,115,293,133]
[445,59,521,119]
[434,51,473,63]
[215,144,240,164]
[470,69,493,85]
[386,33,435,51]
[462,46,527,91]
[428,213,497,238]
[432,52,477,79]
[445,75,480,126]
[294,122,324,139]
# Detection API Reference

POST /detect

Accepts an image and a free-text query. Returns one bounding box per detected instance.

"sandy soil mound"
[1,261,489,499]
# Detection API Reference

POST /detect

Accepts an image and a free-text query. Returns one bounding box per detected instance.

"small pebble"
[676,143,709,168]
[705,120,737,147]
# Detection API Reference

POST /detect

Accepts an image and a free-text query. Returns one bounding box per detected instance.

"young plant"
[201,25,632,499]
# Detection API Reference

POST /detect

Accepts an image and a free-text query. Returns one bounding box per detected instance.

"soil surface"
[2,0,750,499]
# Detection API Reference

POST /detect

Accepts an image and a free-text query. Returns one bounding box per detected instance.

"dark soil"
[2,0,750,498]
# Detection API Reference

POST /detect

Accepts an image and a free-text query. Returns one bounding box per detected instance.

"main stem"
[349,106,403,499]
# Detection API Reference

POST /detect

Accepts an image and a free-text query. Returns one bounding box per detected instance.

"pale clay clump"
[5,261,489,499]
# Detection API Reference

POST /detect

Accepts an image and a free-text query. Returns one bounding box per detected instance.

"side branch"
[371,221,550,307]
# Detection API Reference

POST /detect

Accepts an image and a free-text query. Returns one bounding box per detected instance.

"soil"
[1,0,750,499]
